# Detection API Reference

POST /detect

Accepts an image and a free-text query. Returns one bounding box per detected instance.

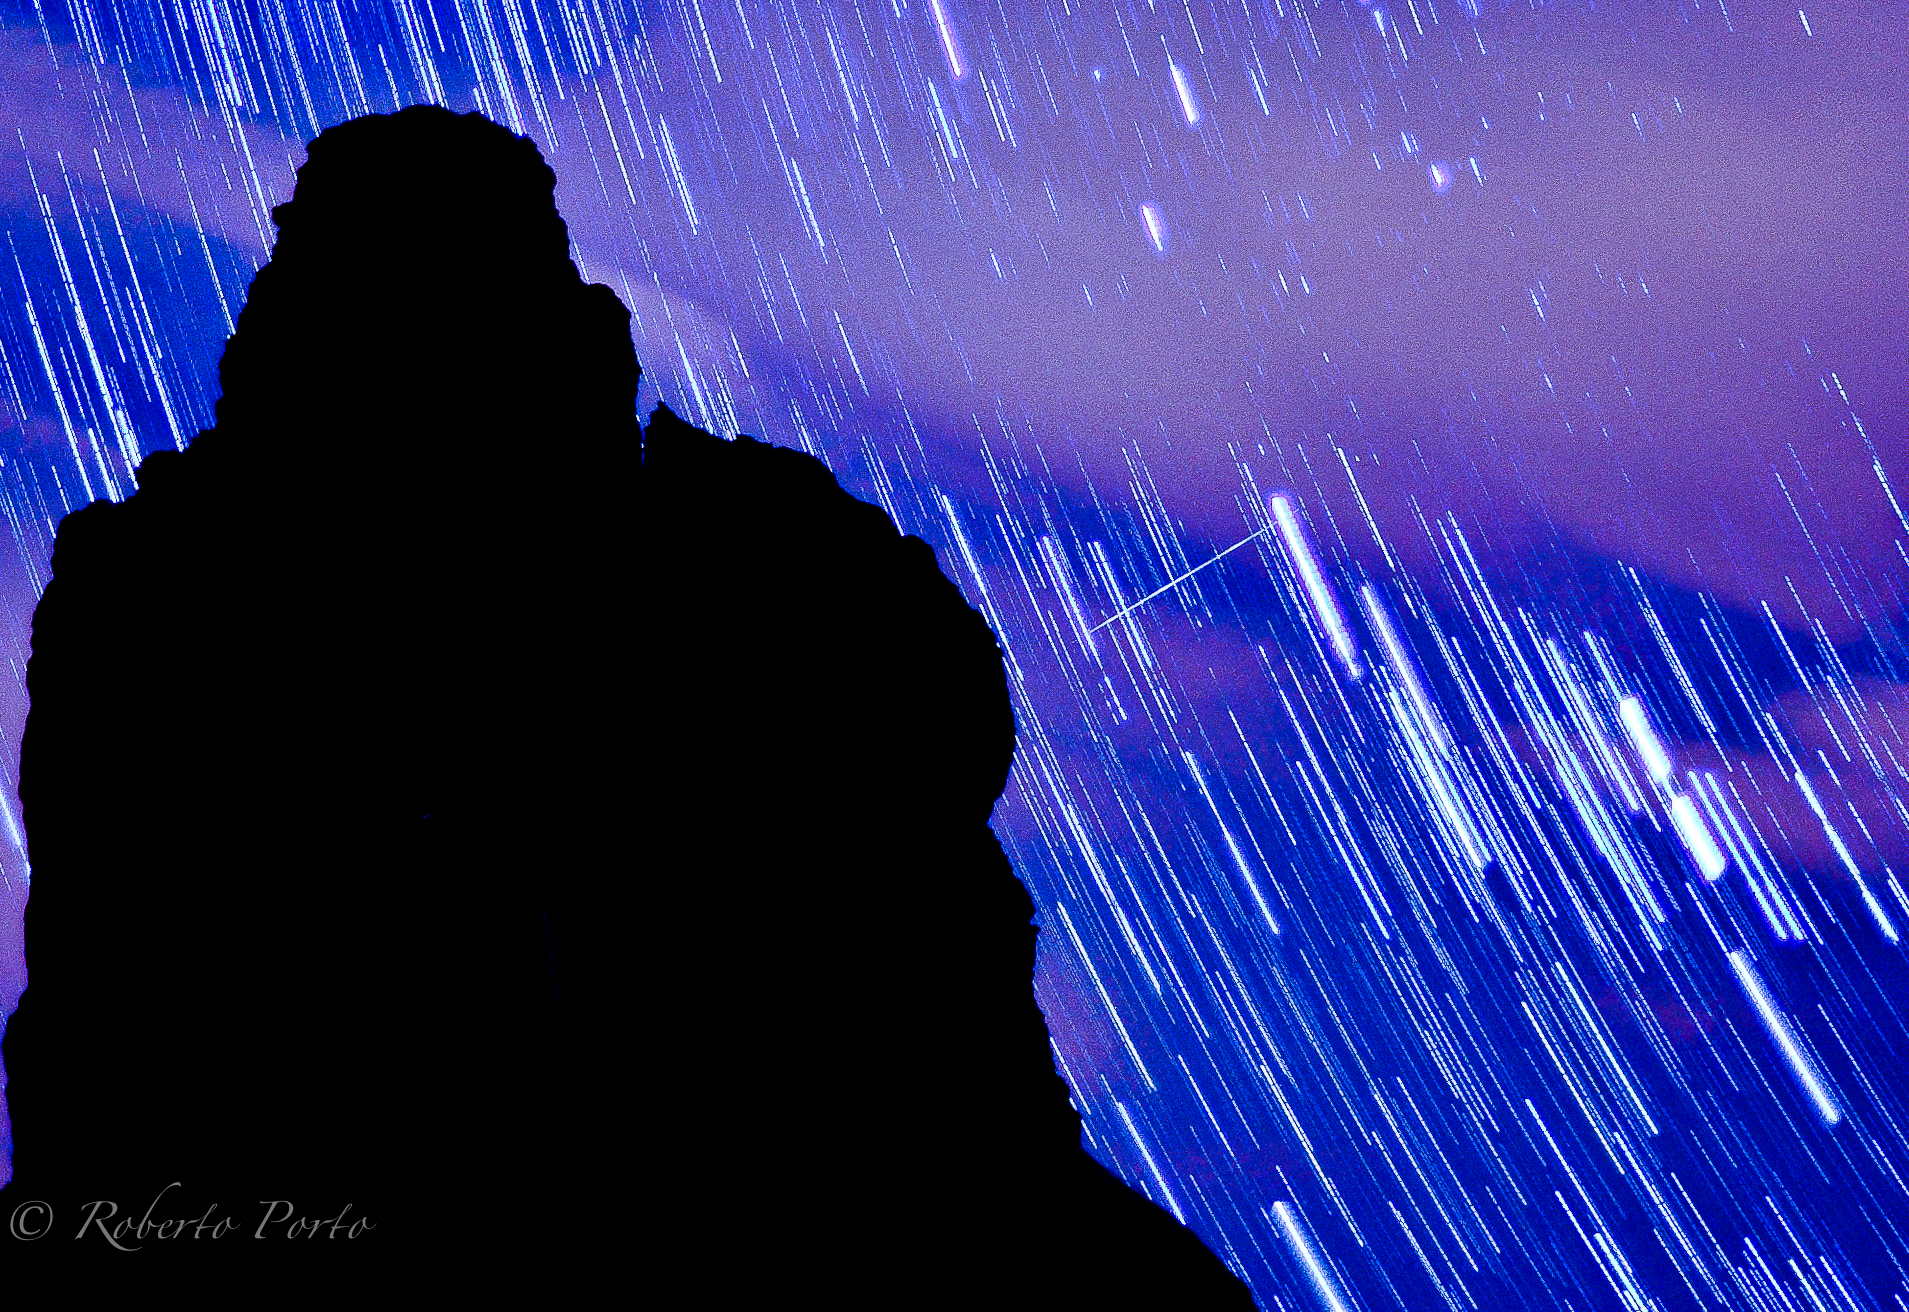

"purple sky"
[3,5,1900,639]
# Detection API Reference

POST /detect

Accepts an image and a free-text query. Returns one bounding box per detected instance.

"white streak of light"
[1089,527,1267,631]
[0,780,26,883]
[1394,690,1489,870]
[1726,950,1842,1127]
[1272,1201,1356,1312]
[1269,493,1363,678]
[939,493,988,596]
[1794,768,1862,879]
[1791,767,1900,940]
[1040,534,1099,661]
[928,0,968,81]
[1856,874,1901,944]
[1184,749,1283,935]
[1361,584,1446,750]
[1115,1100,1188,1224]
[1669,790,1728,880]
[1794,764,1896,942]
[1170,60,1202,125]
[1140,200,1168,253]
[1617,696,1673,785]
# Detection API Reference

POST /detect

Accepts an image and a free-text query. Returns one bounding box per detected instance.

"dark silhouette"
[637,403,1254,1307]
[0,103,1252,1303]
[2,104,635,1269]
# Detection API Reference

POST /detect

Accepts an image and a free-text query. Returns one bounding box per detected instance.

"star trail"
[0,2,1905,1307]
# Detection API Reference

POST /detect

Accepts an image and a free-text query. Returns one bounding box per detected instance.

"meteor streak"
[1090,526,1269,632]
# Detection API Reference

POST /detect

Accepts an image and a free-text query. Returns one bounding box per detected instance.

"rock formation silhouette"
[0,103,1253,1303]
[638,403,1254,1307]
[2,103,634,1268]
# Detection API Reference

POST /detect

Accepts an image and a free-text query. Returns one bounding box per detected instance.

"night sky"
[1,1,1907,1305]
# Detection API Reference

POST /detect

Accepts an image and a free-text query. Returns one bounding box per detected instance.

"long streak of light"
[1140,200,1169,254]
[928,0,968,81]
[1617,696,1673,785]
[1669,792,1727,880]
[1268,493,1363,678]
[1169,60,1202,125]
[1090,526,1267,631]
[1727,950,1843,1128]
[1271,1201,1357,1312]
[1361,583,1446,750]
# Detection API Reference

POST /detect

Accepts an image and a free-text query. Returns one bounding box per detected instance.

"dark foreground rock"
[0,102,1253,1306]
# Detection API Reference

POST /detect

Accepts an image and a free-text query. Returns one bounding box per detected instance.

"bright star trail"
[0,2,1906,1308]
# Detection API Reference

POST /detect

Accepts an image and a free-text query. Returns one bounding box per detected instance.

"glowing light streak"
[1271,1201,1356,1312]
[928,0,968,81]
[938,493,988,597]
[1169,60,1201,125]
[1039,533,1099,661]
[1268,493,1362,679]
[1089,526,1267,632]
[1361,584,1445,750]
[1727,951,1842,1127]
[1185,750,1283,936]
[1140,200,1168,254]
[1392,682,1489,870]
[1855,874,1900,944]
[1669,791,1728,880]
[1696,773,1790,936]
[1617,696,1673,785]
[1116,1100,1187,1224]
[1793,768,1860,877]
